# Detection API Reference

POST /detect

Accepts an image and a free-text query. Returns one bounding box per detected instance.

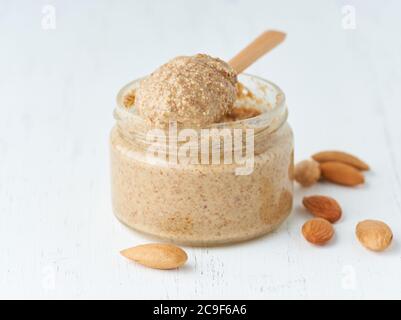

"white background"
[1,0,401,299]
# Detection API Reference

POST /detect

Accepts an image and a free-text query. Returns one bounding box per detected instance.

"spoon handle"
[228,30,286,74]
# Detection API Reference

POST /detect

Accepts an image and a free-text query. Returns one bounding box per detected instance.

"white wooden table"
[1,0,401,299]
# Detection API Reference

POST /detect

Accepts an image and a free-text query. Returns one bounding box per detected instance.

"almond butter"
[312,151,369,171]
[356,220,393,252]
[303,195,342,223]
[294,159,321,187]
[120,243,188,269]
[302,218,334,245]
[123,90,136,108]
[320,161,364,186]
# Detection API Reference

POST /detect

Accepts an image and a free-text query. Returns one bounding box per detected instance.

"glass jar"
[110,74,294,246]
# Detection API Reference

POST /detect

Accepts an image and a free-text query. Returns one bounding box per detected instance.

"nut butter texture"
[110,65,294,246]
[135,54,237,127]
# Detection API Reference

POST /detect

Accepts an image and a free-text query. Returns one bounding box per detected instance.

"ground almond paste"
[111,57,294,246]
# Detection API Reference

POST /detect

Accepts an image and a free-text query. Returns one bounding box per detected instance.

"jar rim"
[115,73,287,133]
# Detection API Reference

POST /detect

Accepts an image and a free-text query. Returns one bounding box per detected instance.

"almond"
[120,243,188,269]
[312,151,369,171]
[303,195,342,223]
[302,218,334,245]
[356,220,393,252]
[320,161,364,186]
[294,159,321,187]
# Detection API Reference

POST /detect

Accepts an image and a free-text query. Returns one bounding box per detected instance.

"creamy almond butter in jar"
[110,71,294,246]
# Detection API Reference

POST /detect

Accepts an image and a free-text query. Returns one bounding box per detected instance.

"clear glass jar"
[110,74,294,246]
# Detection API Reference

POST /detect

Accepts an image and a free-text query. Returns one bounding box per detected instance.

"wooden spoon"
[228,30,286,74]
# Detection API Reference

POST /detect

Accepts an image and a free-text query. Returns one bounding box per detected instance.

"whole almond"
[320,161,364,186]
[302,218,334,245]
[303,195,342,223]
[294,159,321,187]
[120,243,188,269]
[356,220,393,252]
[312,151,369,171]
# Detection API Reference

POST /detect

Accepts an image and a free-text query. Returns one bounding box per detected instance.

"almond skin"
[294,160,321,187]
[312,151,369,171]
[120,243,188,270]
[303,195,342,223]
[302,218,334,245]
[356,220,393,252]
[320,161,364,186]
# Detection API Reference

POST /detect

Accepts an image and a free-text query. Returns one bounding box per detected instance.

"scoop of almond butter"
[135,54,238,128]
